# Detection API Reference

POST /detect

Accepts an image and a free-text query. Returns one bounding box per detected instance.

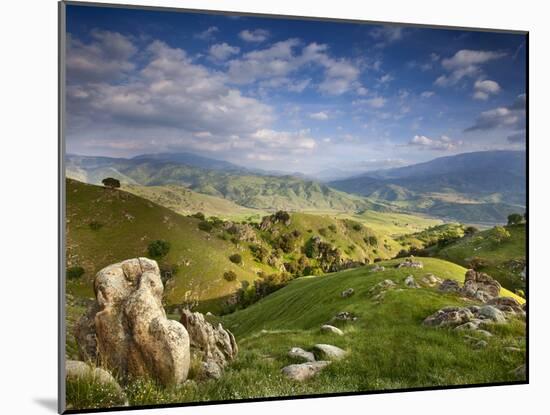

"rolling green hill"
[433,224,526,293]
[121,183,266,221]
[68,257,524,409]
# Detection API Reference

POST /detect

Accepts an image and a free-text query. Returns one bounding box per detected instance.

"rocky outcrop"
[439,279,460,293]
[370,265,385,272]
[421,274,443,287]
[281,361,331,381]
[328,311,358,324]
[461,269,501,302]
[180,309,238,377]
[66,360,127,406]
[74,258,190,386]
[404,275,420,288]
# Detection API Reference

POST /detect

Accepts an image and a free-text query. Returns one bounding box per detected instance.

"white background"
[0,0,546,413]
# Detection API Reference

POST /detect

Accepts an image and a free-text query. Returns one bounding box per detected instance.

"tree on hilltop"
[102,177,121,189]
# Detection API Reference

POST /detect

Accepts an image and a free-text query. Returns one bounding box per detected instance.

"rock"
[455,321,481,331]
[478,305,507,323]
[180,309,238,369]
[476,329,493,338]
[313,344,347,360]
[487,297,524,314]
[329,311,358,323]
[398,258,423,269]
[421,274,442,287]
[474,340,488,349]
[461,269,501,302]
[404,275,420,288]
[439,279,460,293]
[341,288,355,298]
[504,346,522,353]
[281,361,331,381]
[201,360,223,380]
[74,258,190,386]
[288,347,316,362]
[371,265,385,272]
[65,360,127,405]
[423,306,474,327]
[320,325,344,336]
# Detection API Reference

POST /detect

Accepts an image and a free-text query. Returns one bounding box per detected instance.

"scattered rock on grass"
[313,344,347,360]
[421,274,443,287]
[320,325,344,336]
[281,361,331,381]
[329,311,358,323]
[371,265,385,272]
[398,258,424,269]
[341,288,355,298]
[439,279,460,293]
[404,275,420,288]
[288,347,315,363]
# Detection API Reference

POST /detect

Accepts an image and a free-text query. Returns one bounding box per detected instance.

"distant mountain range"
[66,150,526,224]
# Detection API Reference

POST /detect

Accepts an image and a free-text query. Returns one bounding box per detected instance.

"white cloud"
[365,96,387,108]
[239,29,269,43]
[250,129,316,151]
[195,26,219,41]
[407,135,462,151]
[379,74,394,83]
[208,42,240,61]
[309,111,329,120]
[472,79,501,100]
[420,91,435,98]
[465,94,525,132]
[435,49,506,87]
[370,26,405,47]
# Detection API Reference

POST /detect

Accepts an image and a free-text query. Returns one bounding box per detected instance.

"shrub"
[147,240,171,258]
[101,177,120,189]
[223,270,237,282]
[468,256,486,270]
[364,235,378,246]
[351,223,362,231]
[507,213,524,226]
[88,220,103,231]
[490,226,511,244]
[328,224,337,232]
[67,266,85,280]
[464,226,479,236]
[318,228,328,237]
[274,210,290,223]
[198,221,213,232]
[192,212,205,220]
[250,244,269,262]
[229,253,242,264]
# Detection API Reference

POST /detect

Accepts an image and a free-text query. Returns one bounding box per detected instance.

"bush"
[198,221,213,232]
[318,228,328,237]
[464,226,479,236]
[229,253,242,264]
[223,270,237,282]
[88,220,103,231]
[192,212,205,220]
[507,213,524,226]
[351,223,362,231]
[468,256,486,270]
[67,266,85,280]
[147,240,171,258]
[364,235,378,246]
[328,224,337,232]
[250,244,269,262]
[490,226,511,244]
[101,177,120,189]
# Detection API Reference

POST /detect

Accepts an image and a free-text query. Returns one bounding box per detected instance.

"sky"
[65,4,527,174]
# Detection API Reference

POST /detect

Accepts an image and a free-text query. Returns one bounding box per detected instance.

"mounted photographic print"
[59,1,528,413]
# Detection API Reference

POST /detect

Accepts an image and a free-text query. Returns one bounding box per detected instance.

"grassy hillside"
[66,179,275,308]
[67,257,524,409]
[122,183,266,222]
[433,224,526,293]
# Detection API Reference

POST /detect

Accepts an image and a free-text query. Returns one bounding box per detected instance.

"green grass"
[67,257,525,411]
[433,224,526,292]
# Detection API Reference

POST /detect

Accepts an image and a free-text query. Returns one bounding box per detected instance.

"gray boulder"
[320,325,344,336]
[478,305,507,323]
[341,288,355,298]
[288,347,315,363]
[313,344,348,360]
[281,361,331,381]
[404,275,420,288]
[461,269,501,302]
[398,258,423,269]
[439,279,460,293]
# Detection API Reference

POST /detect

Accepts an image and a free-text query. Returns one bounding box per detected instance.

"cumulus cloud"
[435,49,506,87]
[239,29,269,42]
[67,30,137,83]
[195,26,219,41]
[309,111,329,120]
[370,25,405,47]
[472,79,501,100]
[407,135,462,151]
[227,39,361,95]
[208,42,240,61]
[66,31,321,162]
[465,94,526,132]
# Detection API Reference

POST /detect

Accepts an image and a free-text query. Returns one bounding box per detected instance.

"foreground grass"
[67,257,525,410]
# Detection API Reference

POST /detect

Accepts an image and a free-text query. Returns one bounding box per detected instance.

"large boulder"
[288,347,315,362]
[74,258,190,386]
[320,325,344,336]
[180,309,238,375]
[461,269,501,302]
[423,306,474,328]
[313,344,348,360]
[281,361,330,381]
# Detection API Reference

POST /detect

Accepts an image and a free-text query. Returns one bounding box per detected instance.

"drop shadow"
[34,398,58,413]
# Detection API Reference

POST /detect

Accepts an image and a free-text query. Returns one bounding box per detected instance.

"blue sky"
[65,4,527,174]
